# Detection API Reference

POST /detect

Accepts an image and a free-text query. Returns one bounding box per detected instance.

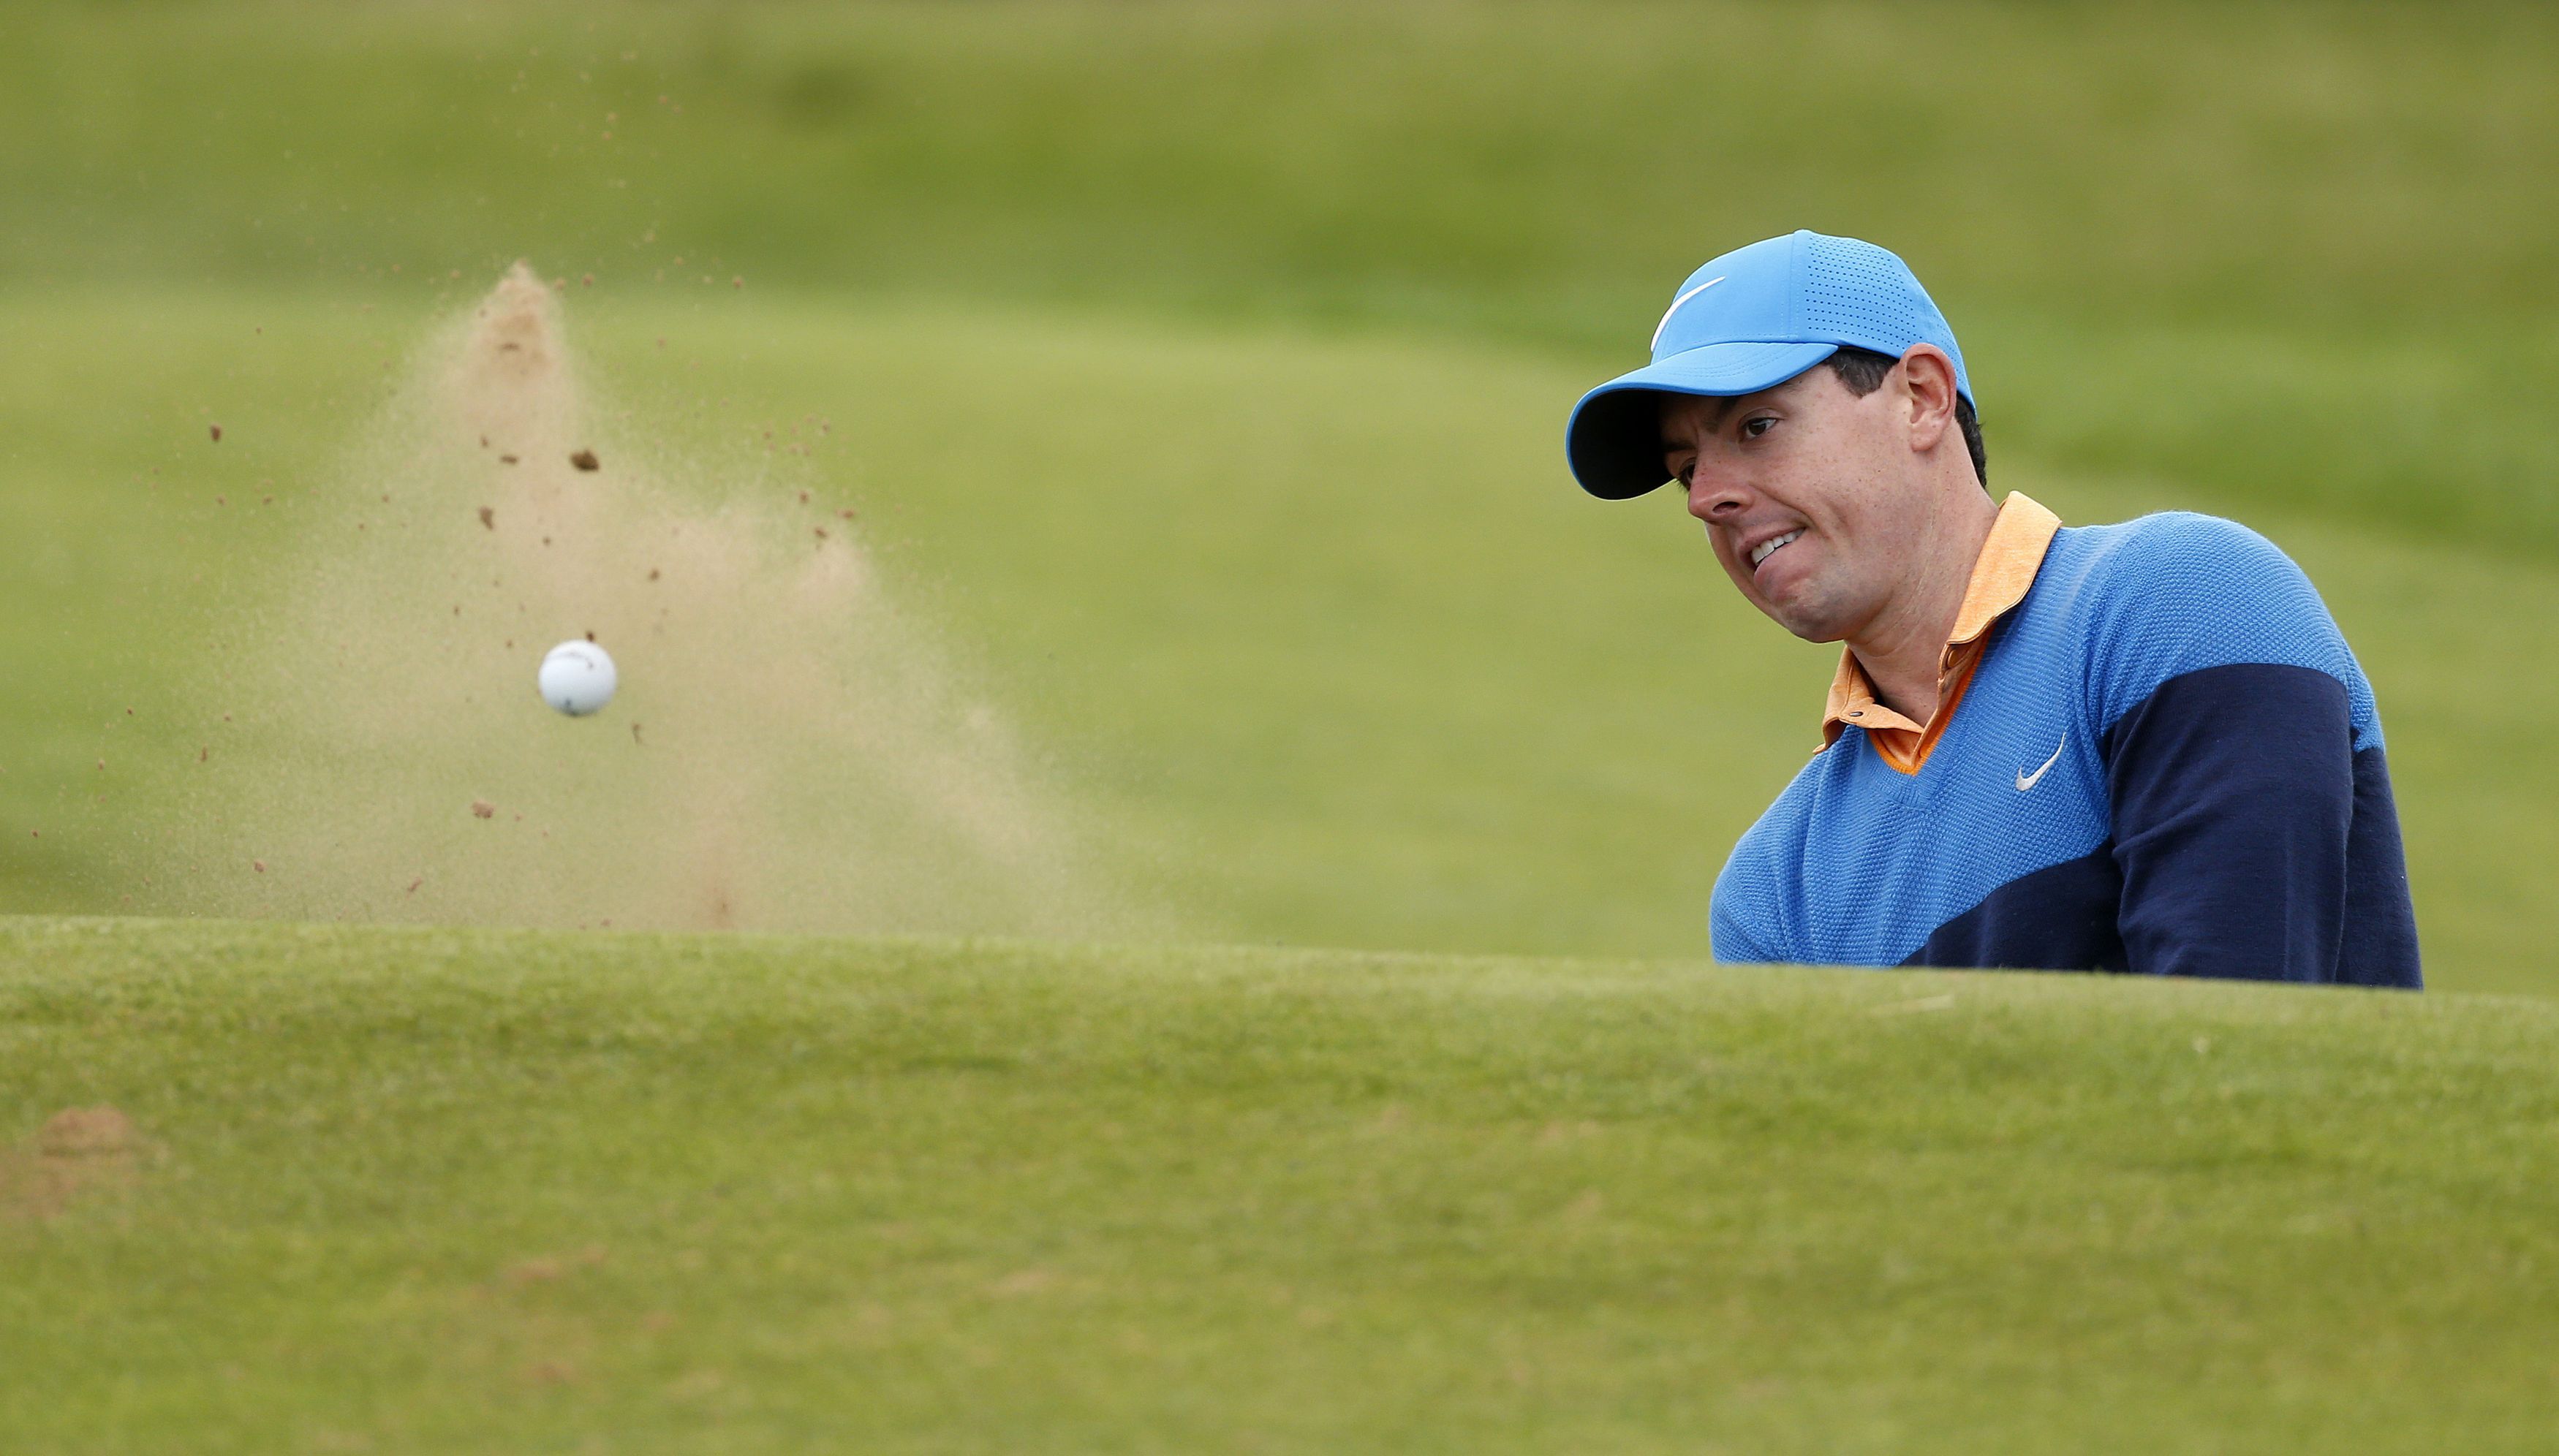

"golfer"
[1565,231,2419,985]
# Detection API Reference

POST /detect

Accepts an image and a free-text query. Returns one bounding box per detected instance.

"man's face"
[1660,362,1928,644]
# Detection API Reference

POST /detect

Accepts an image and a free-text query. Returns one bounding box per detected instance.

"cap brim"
[1565,341,1840,499]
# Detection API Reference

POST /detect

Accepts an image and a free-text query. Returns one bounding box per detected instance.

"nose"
[1686,465,1751,524]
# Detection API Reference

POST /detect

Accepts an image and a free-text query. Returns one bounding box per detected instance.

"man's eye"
[1742,416,1776,439]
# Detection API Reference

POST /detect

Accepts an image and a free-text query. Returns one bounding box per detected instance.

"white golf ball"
[538,640,617,716]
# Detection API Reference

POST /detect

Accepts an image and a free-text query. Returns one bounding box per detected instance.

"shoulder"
[2033,512,2370,732]
[2050,511,2316,615]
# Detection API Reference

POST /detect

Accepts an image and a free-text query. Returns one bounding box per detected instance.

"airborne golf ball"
[538,640,616,716]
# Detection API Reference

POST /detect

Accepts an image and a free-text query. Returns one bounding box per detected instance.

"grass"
[11,5,2558,974]
[7,1,2559,550]
[6,6,2552,1445]
[4,915,2555,1452]
[7,287,2556,990]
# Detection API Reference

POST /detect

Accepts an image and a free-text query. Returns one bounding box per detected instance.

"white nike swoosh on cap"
[2016,735,2066,792]
[1649,276,1727,352]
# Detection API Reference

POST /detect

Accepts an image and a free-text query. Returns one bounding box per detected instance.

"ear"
[1897,345,1960,455]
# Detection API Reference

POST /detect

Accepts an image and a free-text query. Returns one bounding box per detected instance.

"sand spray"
[144,265,1159,939]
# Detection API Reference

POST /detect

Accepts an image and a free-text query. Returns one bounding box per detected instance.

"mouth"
[1747,528,1804,570]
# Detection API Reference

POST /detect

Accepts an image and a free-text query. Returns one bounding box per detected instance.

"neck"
[1848,488,1998,724]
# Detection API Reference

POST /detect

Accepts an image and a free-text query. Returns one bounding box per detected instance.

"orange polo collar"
[1821,493,2063,773]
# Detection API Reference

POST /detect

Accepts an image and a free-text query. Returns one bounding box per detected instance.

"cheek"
[1821,478,1907,551]
[1775,465,1870,542]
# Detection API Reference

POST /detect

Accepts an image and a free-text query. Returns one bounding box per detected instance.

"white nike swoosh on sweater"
[2016,735,2067,792]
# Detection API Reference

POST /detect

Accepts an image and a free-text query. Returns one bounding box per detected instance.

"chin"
[1759,583,1849,643]
[1772,611,1843,645]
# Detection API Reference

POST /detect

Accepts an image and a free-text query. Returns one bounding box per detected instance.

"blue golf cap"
[1565,230,1973,499]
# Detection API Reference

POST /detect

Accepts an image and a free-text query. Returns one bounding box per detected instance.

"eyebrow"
[1660,396,1744,456]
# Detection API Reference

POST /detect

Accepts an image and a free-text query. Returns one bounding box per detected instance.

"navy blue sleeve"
[2336,744,2420,985]
[2101,663,2416,985]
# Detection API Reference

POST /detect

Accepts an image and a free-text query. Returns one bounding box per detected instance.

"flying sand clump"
[150,263,1145,938]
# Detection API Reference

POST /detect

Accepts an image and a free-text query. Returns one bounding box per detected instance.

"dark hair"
[1824,346,1986,488]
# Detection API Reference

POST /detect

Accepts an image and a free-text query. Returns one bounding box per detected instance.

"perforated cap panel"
[1796,232,1971,403]
[1801,235,1919,338]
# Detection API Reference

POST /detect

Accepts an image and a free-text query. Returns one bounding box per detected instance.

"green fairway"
[4,917,2555,1452]
[6,287,2555,989]
[9,1,2559,989]
[12,1,2559,548]
[9,4,2556,1446]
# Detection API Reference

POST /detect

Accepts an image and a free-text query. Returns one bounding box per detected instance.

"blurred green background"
[5,1,2555,988]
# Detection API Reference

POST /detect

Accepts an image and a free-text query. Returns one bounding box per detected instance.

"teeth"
[1750,530,1802,568]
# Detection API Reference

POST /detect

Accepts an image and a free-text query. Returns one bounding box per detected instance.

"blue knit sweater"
[1710,512,2421,985]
